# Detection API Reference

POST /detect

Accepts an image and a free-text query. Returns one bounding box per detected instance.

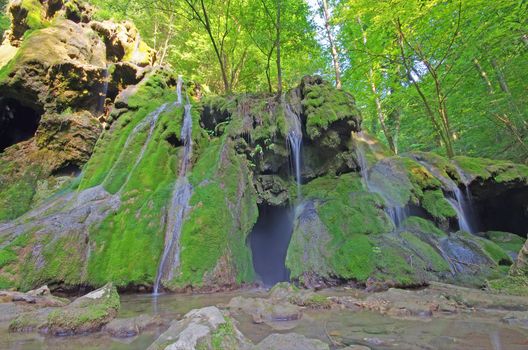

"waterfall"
[153,92,193,295]
[416,160,476,234]
[284,100,303,199]
[119,104,167,192]
[176,75,183,105]
[355,132,407,228]
[98,68,109,115]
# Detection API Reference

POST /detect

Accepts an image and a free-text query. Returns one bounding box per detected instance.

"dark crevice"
[0,98,42,152]
[51,163,82,177]
[249,204,293,286]
[473,186,528,237]
[165,133,183,148]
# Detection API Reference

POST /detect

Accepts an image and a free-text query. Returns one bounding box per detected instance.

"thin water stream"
[153,91,193,294]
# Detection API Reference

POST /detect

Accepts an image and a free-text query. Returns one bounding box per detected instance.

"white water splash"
[417,159,476,233]
[154,92,193,295]
[98,68,109,115]
[284,101,303,199]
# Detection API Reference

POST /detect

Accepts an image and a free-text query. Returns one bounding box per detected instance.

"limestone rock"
[9,283,120,335]
[90,20,155,66]
[104,314,164,338]
[147,306,251,350]
[228,296,302,330]
[254,333,329,350]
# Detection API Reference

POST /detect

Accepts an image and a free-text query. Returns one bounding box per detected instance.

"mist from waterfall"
[153,84,193,295]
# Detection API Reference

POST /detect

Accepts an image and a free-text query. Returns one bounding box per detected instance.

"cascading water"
[176,75,183,105]
[119,104,167,192]
[98,68,109,115]
[416,160,476,233]
[153,92,193,295]
[284,100,303,199]
[355,132,408,227]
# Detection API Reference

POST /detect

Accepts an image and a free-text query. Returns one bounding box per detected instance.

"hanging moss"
[421,189,457,220]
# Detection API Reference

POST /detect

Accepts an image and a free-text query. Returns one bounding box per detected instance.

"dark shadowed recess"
[0,98,41,152]
[474,187,528,237]
[249,204,294,286]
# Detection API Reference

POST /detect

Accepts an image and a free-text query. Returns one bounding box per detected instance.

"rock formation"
[0,0,527,296]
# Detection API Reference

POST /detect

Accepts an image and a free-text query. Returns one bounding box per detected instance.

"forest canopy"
[2,0,527,162]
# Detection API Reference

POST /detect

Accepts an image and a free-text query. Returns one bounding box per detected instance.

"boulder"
[147,306,251,350]
[254,333,329,350]
[9,283,120,335]
[104,314,164,338]
[228,296,302,330]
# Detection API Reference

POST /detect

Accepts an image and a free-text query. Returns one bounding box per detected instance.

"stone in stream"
[147,306,251,350]
[104,314,164,338]
[228,296,302,330]
[9,283,120,336]
[254,333,330,350]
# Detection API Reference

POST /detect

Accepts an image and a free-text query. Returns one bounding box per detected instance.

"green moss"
[19,0,47,30]
[373,238,416,285]
[303,173,392,237]
[302,80,360,139]
[172,135,258,288]
[332,235,375,281]
[403,216,448,237]
[421,190,456,220]
[400,231,450,272]
[0,160,41,221]
[488,275,528,296]
[485,231,524,254]
[454,156,528,184]
[210,317,238,350]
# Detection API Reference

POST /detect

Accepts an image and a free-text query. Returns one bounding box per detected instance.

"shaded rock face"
[0,0,156,224]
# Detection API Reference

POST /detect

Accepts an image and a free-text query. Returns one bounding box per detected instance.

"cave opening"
[474,187,528,237]
[0,98,41,152]
[249,204,294,286]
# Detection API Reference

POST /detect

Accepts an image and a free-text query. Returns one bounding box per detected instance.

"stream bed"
[1,286,527,350]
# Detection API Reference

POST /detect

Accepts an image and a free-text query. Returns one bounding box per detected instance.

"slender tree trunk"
[276,0,282,96]
[474,57,528,154]
[266,48,274,93]
[320,0,342,89]
[490,59,510,94]
[473,58,494,94]
[358,16,395,152]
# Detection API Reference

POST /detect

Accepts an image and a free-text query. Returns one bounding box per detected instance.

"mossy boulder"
[147,306,251,350]
[9,283,120,335]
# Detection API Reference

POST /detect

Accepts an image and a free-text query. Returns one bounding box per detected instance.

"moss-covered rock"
[9,283,120,335]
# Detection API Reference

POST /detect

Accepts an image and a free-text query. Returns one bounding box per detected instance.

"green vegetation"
[421,190,457,221]
[170,133,258,288]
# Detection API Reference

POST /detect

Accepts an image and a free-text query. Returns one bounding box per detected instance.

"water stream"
[153,93,193,294]
[416,160,476,234]
[119,104,167,192]
[284,100,303,199]
[98,68,109,115]
[355,132,408,227]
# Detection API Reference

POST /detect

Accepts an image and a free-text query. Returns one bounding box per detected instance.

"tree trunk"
[320,0,342,89]
[473,58,494,94]
[276,0,282,96]
[490,59,510,94]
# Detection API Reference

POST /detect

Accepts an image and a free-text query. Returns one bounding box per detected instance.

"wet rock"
[0,285,69,308]
[9,283,120,335]
[501,311,528,329]
[340,346,371,350]
[104,314,164,338]
[89,20,155,66]
[228,296,302,330]
[254,333,329,350]
[147,306,251,350]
